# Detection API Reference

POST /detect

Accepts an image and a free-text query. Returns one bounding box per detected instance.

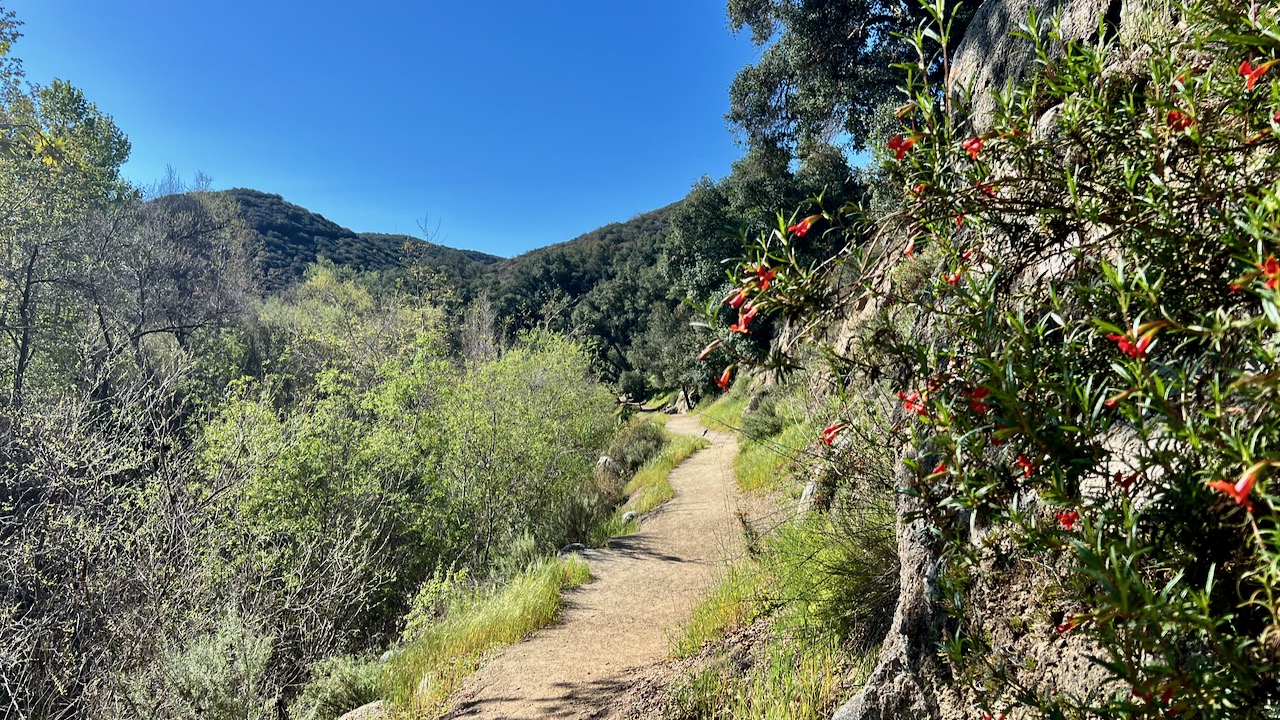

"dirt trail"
[441,415,744,720]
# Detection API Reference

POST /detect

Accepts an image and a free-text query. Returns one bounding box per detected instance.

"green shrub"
[126,611,276,720]
[619,369,650,402]
[740,394,785,440]
[712,0,1280,714]
[606,419,668,481]
[289,654,384,720]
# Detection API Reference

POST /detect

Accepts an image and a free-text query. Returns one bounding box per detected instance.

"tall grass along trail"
[441,415,744,719]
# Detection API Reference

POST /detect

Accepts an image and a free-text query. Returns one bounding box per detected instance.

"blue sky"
[8,1,760,257]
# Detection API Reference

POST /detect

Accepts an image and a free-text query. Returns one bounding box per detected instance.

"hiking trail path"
[441,414,745,720]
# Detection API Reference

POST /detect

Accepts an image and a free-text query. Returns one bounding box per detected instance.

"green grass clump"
[622,433,709,516]
[701,383,817,494]
[383,556,592,714]
[669,633,860,720]
[696,382,751,431]
[671,564,765,658]
[666,495,893,719]
[734,421,810,493]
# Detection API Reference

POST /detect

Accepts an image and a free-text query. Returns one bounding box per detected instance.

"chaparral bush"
[706,0,1280,715]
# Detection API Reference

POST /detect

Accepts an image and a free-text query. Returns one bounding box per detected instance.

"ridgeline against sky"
[9,0,759,256]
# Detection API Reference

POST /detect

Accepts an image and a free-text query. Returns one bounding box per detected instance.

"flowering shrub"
[707,0,1280,715]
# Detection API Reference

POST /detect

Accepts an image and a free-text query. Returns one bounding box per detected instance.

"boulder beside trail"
[337,700,386,720]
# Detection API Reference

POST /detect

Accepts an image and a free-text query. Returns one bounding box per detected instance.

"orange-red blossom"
[715,366,733,391]
[1207,472,1257,512]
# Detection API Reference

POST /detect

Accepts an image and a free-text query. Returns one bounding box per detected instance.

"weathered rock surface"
[950,0,1119,132]
[337,700,386,720]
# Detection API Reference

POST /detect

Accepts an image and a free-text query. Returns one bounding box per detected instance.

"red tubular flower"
[897,390,927,417]
[945,271,962,286]
[887,134,916,161]
[912,183,927,195]
[1056,510,1079,531]
[729,303,759,334]
[962,136,983,160]
[1114,471,1138,493]
[788,216,816,237]
[964,386,991,414]
[821,422,845,447]
[1016,455,1037,477]
[1259,256,1280,290]
[1055,614,1077,634]
[1207,473,1257,512]
[903,237,916,258]
[716,366,733,391]
[1106,333,1152,359]
[727,287,748,309]
[977,182,996,198]
[696,341,720,362]
[952,212,965,228]
[1167,109,1194,131]
[1241,59,1271,91]
[755,265,778,291]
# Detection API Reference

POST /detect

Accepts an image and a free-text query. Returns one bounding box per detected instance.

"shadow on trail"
[584,533,691,565]
[446,674,636,719]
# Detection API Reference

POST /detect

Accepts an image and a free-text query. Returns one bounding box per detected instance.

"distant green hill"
[205,187,689,383]
[210,188,503,291]
[489,203,676,298]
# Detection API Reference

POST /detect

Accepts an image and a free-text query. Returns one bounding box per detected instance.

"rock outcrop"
[949,0,1119,132]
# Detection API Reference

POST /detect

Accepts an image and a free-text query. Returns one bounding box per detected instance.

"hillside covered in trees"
[216,188,504,292]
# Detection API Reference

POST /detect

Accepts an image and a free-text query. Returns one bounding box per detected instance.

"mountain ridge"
[204,187,675,296]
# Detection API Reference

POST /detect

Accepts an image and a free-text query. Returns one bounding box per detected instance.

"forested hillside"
[207,189,696,388]
[212,188,503,292]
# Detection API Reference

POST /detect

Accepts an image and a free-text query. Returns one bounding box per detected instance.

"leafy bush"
[126,611,276,720]
[740,393,785,440]
[605,418,668,482]
[288,654,384,720]
[712,0,1280,715]
[619,369,650,401]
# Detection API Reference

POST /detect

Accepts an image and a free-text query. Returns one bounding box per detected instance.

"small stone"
[338,700,386,720]
[558,543,587,556]
[622,511,638,523]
